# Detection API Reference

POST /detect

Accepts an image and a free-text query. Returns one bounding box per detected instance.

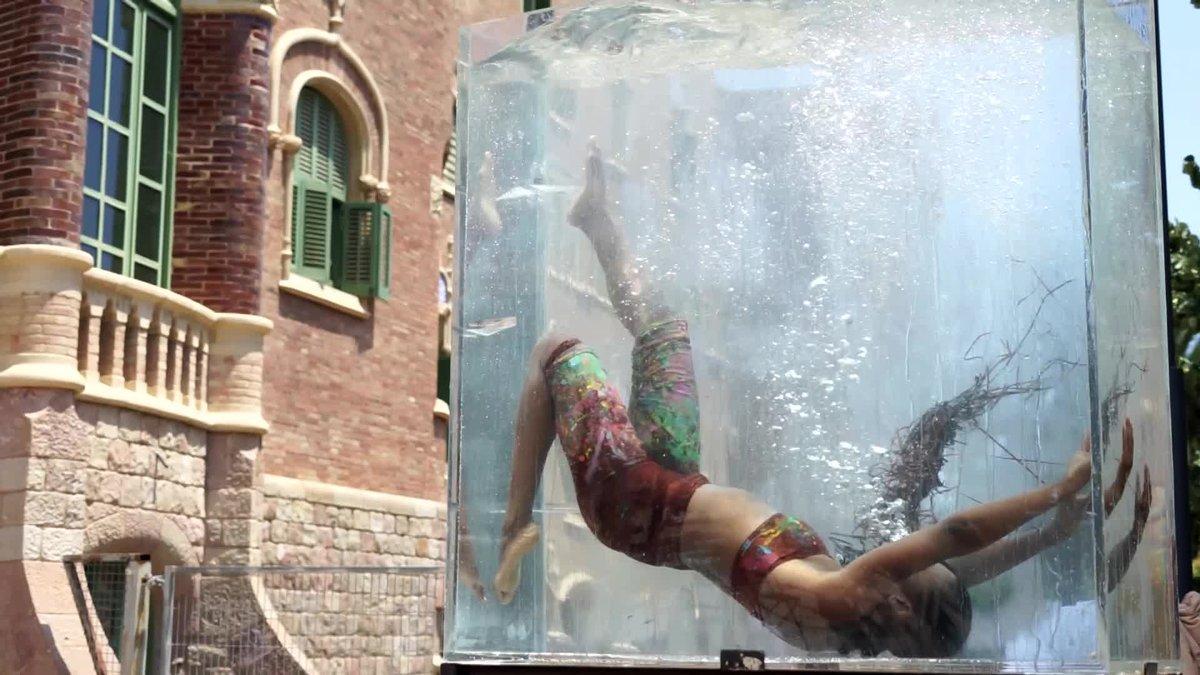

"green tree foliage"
[1172,153,1200,575]
[1169,218,1200,568]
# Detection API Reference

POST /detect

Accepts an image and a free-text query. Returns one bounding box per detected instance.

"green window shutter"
[375,206,392,300]
[335,203,391,299]
[292,87,349,285]
[338,202,375,296]
[292,176,332,282]
[295,90,316,178]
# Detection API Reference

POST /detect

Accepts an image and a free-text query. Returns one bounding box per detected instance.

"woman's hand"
[1051,489,1089,536]
[1061,434,1093,495]
[1134,465,1153,530]
[1104,418,1136,516]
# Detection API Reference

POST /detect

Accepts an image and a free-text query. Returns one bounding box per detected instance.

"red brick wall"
[259,1,524,501]
[170,14,271,314]
[0,0,90,246]
[259,0,452,500]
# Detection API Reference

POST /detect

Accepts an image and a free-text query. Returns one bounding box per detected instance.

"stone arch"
[269,28,389,197]
[287,71,374,202]
[84,511,199,570]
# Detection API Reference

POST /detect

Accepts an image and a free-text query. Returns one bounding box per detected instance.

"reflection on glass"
[83,197,100,240]
[136,185,160,258]
[108,54,132,126]
[85,119,103,190]
[104,128,127,199]
[143,20,169,104]
[139,107,164,183]
[89,44,107,114]
[113,3,135,54]
[92,0,110,40]
[104,204,125,248]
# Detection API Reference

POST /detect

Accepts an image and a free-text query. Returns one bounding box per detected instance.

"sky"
[1162,0,1199,224]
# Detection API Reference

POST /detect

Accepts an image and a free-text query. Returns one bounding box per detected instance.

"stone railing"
[0,245,271,433]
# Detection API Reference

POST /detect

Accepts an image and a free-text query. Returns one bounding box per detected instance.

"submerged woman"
[492,144,1151,656]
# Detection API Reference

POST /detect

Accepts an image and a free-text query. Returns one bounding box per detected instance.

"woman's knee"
[531,332,585,371]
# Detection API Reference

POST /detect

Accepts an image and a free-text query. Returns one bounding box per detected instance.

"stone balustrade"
[0,245,271,433]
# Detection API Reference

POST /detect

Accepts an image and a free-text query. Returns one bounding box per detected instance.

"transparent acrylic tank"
[447,1,1180,671]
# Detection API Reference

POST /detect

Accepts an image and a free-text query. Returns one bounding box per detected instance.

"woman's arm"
[947,491,1086,587]
[1104,419,1135,517]
[949,419,1137,587]
[843,436,1092,585]
[1106,466,1153,593]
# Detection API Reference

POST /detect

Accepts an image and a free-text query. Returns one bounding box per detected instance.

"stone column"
[0,245,91,391]
[0,1,90,245]
[172,0,277,314]
[208,314,272,434]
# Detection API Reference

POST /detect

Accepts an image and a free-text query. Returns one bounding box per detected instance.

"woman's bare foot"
[567,140,613,242]
[493,523,540,604]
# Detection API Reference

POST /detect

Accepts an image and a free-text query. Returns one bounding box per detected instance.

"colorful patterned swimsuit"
[544,319,829,610]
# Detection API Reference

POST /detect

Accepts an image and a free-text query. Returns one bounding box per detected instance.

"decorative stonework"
[328,0,348,32]
[270,31,391,285]
[181,0,279,22]
[0,245,273,434]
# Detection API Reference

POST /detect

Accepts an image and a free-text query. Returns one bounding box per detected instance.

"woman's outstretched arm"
[842,435,1092,587]
[950,419,1138,587]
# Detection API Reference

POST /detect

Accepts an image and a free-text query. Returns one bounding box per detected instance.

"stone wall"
[80,403,207,561]
[260,475,446,674]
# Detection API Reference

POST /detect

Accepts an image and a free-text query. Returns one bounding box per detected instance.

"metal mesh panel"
[160,565,442,675]
[66,554,152,675]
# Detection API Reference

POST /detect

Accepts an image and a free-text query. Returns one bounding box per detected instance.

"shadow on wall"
[278,292,376,353]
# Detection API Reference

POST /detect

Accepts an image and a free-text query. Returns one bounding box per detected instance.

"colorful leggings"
[543,319,705,568]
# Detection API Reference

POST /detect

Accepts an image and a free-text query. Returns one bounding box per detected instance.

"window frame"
[82,0,181,288]
[290,86,391,300]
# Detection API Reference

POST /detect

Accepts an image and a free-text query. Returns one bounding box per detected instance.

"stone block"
[220,519,253,547]
[336,507,354,529]
[394,516,410,535]
[25,457,46,491]
[38,528,82,559]
[118,409,147,443]
[207,487,256,518]
[2,526,42,561]
[409,517,433,537]
[87,436,107,469]
[269,519,287,543]
[94,406,120,439]
[86,470,122,505]
[42,459,85,493]
[23,492,66,526]
[63,495,85,528]
[352,509,371,531]
[370,511,390,533]
[108,439,153,475]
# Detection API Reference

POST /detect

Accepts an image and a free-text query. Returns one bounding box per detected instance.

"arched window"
[291,87,391,298]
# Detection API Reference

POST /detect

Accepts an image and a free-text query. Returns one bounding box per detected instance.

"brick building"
[0,0,525,672]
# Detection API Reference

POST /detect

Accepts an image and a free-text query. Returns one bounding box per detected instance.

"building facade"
[0,0,522,672]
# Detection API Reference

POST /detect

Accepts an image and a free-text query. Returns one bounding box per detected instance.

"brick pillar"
[0,1,90,246]
[171,11,272,314]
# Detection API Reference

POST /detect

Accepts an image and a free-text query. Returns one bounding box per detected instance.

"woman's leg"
[571,143,701,474]
[494,333,577,603]
[569,141,674,337]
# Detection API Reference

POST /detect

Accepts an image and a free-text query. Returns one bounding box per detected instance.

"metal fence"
[158,565,442,675]
[64,554,153,675]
